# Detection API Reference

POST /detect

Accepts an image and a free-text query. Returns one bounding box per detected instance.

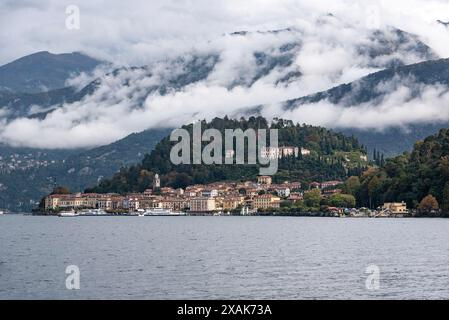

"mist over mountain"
[275,58,449,155]
[0,22,440,150]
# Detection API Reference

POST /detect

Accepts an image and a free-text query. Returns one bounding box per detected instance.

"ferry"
[58,210,78,217]
[78,209,108,216]
[144,208,186,216]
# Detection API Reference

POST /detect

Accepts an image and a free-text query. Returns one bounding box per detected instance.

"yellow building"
[45,195,62,210]
[382,202,408,214]
[222,196,245,210]
[252,194,281,209]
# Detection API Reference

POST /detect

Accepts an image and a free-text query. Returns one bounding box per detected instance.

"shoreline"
[8,211,448,218]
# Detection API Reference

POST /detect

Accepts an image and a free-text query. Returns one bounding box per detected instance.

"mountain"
[285,58,449,108]
[88,117,368,194]
[0,25,437,122]
[0,51,103,94]
[282,58,449,156]
[0,128,170,212]
[0,55,219,121]
[0,87,78,120]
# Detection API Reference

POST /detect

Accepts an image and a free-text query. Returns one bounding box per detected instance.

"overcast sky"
[2,0,449,65]
[2,0,449,148]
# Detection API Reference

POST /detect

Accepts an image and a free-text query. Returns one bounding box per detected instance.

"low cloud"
[1,0,449,149]
[278,82,449,131]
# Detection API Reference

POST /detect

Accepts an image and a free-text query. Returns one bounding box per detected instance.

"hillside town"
[0,153,59,173]
[42,173,409,217]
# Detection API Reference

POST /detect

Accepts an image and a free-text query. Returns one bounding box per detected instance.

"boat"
[144,208,186,216]
[78,209,108,216]
[58,210,78,217]
[0,210,4,215]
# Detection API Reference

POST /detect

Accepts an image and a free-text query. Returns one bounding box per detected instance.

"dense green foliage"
[343,128,449,214]
[89,117,368,194]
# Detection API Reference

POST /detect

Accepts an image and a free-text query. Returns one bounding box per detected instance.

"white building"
[275,187,291,198]
[201,189,218,197]
[190,197,216,212]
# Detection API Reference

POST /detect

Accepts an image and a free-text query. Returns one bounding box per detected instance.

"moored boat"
[144,208,186,216]
[78,209,107,216]
[58,210,78,217]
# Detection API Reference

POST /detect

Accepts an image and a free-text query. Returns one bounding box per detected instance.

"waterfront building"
[45,194,62,210]
[162,197,189,211]
[222,196,245,210]
[97,196,113,210]
[123,196,140,210]
[189,197,216,213]
[252,194,281,209]
[382,202,408,214]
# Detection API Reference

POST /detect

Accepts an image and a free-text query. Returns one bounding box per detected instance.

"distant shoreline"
[7,211,447,218]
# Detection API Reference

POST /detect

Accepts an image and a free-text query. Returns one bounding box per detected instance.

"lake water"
[1,215,448,299]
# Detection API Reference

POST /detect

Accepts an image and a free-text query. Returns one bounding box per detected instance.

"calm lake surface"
[1,215,448,299]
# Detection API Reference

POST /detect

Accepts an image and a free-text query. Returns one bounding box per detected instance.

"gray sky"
[1,0,449,65]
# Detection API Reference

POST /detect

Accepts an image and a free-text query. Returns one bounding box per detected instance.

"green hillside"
[89,117,368,194]
[344,128,449,214]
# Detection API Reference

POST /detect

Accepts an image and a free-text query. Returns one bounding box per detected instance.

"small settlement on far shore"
[42,174,409,217]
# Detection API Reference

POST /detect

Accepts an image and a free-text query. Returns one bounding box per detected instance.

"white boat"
[58,210,78,217]
[144,208,186,216]
[78,209,107,216]
[0,210,4,215]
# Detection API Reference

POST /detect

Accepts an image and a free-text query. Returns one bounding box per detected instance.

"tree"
[304,189,321,208]
[367,176,382,208]
[344,176,360,196]
[442,182,449,213]
[328,193,356,208]
[51,186,71,195]
[418,195,439,214]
